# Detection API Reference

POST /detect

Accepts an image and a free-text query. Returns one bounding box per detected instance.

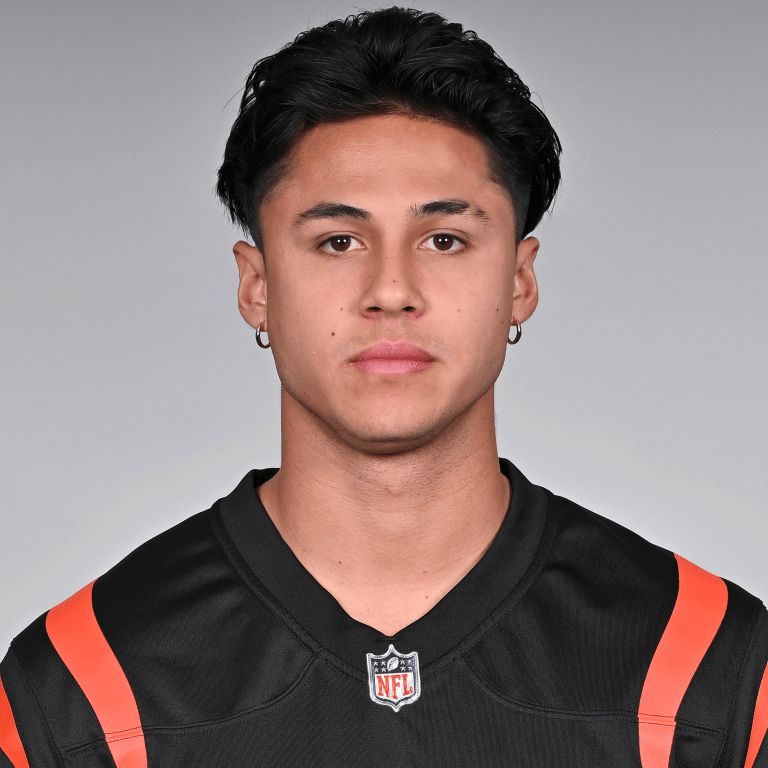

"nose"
[357,246,427,320]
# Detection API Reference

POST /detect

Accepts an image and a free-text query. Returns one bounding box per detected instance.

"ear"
[511,236,540,324]
[233,240,268,331]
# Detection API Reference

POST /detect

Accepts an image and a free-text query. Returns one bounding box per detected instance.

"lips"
[351,341,435,375]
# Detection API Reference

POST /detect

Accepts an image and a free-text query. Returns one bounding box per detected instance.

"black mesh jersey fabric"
[3,458,767,767]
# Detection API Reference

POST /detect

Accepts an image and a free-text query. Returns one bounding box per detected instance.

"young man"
[1,6,766,767]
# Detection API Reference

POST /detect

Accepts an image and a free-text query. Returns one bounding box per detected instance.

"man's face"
[235,113,539,455]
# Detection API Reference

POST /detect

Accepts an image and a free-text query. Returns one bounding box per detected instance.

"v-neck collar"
[217,457,549,672]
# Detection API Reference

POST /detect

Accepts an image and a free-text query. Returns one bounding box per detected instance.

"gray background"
[1,0,766,652]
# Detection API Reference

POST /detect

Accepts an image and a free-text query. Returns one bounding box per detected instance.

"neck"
[256,387,510,636]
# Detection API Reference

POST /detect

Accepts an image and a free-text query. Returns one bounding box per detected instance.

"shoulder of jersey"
[464,491,766,735]
[4,484,766,766]
[5,504,317,761]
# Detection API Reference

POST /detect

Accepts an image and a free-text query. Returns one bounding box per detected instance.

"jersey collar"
[217,457,549,672]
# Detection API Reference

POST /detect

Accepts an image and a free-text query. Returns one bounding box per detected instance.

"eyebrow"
[291,198,491,227]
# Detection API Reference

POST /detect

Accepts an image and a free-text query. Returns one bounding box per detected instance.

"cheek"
[448,273,510,332]
[268,275,344,381]
[274,259,358,340]
[268,263,320,334]
[448,278,511,370]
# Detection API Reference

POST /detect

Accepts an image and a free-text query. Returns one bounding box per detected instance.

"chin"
[332,410,454,456]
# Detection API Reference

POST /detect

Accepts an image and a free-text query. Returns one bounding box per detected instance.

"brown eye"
[428,233,464,252]
[328,236,352,251]
[319,235,362,254]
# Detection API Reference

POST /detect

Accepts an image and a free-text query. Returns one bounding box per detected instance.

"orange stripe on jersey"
[0,672,30,768]
[745,660,768,768]
[46,580,147,768]
[638,553,728,768]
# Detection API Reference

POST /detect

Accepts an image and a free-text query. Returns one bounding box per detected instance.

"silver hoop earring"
[507,321,522,345]
[255,323,271,349]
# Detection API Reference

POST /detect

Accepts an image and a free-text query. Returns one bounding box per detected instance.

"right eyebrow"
[292,202,372,228]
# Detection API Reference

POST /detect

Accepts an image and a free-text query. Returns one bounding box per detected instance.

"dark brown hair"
[216,6,562,251]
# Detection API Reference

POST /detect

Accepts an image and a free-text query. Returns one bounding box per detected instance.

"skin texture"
[234,113,540,635]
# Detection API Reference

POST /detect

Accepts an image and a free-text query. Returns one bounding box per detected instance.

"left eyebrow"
[291,198,491,227]
[409,198,491,223]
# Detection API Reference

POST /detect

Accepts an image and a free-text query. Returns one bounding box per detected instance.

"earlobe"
[233,240,268,330]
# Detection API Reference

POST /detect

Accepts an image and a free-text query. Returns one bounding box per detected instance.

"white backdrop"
[2,0,766,652]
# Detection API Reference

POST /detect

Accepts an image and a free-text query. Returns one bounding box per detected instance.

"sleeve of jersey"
[720,605,768,768]
[0,648,60,768]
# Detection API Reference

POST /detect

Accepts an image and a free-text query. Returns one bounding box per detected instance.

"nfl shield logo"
[366,644,421,711]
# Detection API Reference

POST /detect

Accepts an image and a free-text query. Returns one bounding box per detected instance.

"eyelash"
[316,233,467,256]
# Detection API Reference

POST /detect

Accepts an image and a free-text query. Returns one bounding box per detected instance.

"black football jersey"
[2,458,767,767]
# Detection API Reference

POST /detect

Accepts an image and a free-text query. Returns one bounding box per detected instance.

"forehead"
[292,113,488,167]
[269,113,506,209]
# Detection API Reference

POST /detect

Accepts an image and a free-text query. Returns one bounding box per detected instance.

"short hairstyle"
[216,6,562,254]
